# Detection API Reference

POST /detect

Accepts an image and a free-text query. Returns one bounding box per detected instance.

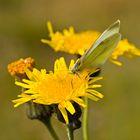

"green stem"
[83,97,89,140]
[41,118,60,140]
[67,125,74,140]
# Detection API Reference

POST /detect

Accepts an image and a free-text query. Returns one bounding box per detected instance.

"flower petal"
[65,101,75,115]
[72,97,86,108]
[15,81,30,89]
[58,103,69,124]
[88,77,103,84]
[86,89,104,98]
[85,93,99,101]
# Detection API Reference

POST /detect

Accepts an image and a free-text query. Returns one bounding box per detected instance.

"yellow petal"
[24,89,37,94]
[88,84,102,88]
[58,104,69,124]
[69,59,75,69]
[72,97,86,108]
[88,77,103,84]
[22,79,34,84]
[85,93,99,101]
[12,98,31,107]
[110,59,122,66]
[25,69,34,81]
[41,39,52,45]
[86,89,104,98]
[15,81,30,89]
[65,101,75,115]
[47,21,54,37]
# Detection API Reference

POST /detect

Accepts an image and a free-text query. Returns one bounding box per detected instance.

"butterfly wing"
[71,20,121,73]
[83,20,120,57]
[78,33,121,70]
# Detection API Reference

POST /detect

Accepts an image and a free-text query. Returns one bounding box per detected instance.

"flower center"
[35,72,87,104]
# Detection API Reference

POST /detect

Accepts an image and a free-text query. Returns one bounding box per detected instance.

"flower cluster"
[8,57,35,78]
[42,22,140,66]
[13,57,103,124]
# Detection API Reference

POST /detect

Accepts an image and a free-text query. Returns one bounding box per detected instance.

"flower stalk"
[26,101,60,140]
[67,124,74,140]
[83,97,89,140]
[40,117,60,140]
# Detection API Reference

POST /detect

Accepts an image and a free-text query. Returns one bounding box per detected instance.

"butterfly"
[71,20,121,73]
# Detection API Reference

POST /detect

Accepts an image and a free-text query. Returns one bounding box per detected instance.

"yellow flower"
[7,57,35,77]
[13,57,103,124]
[110,39,140,66]
[41,22,100,55]
[41,22,140,65]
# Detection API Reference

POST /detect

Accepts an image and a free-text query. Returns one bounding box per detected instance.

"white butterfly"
[71,20,121,73]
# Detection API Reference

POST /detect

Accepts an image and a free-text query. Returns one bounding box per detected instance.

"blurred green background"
[1,0,140,140]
